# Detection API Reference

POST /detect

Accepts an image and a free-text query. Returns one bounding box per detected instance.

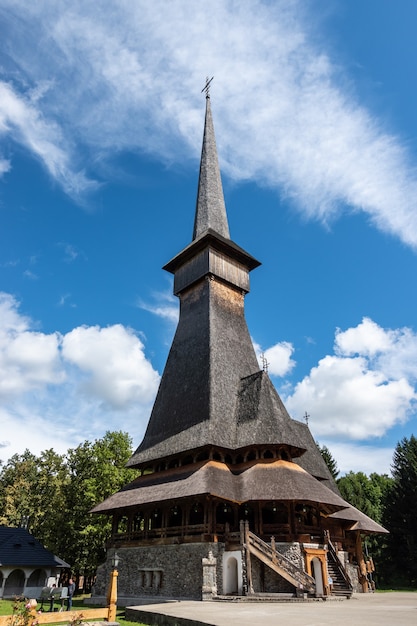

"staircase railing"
[241,522,315,593]
[326,533,353,593]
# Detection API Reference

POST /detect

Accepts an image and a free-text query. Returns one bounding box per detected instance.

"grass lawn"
[0,598,147,626]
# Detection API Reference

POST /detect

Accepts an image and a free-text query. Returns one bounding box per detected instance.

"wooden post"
[270,536,277,564]
[28,599,38,625]
[355,531,368,593]
[107,568,118,622]
[244,521,254,595]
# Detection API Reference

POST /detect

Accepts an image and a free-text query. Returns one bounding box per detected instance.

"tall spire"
[193,87,230,240]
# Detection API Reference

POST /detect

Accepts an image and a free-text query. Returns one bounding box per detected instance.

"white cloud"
[285,317,417,441]
[317,441,394,476]
[0,330,64,397]
[0,80,96,197]
[336,317,417,381]
[0,292,160,461]
[0,156,11,176]
[255,340,296,377]
[335,317,393,357]
[1,2,417,246]
[61,324,160,408]
[138,289,179,324]
[0,293,63,399]
[0,292,31,332]
[57,242,85,263]
[23,270,38,280]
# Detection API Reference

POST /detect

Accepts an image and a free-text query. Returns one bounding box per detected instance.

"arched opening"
[150,508,163,529]
[216,502,234,527]
[281,449,290,461]
[246,450,257,462]
[239,504,255,529]
[263,449,274,459]
[117,515,129,534]
[224,556,238,595]
[4,569,25,597]
[196,450,209,462]
[182,455,193,466]
[189,502,204,526]
[27,569,46,587]
[235,454,244,464]
[167,505,182,527]
[295,504,319,528]
[133,511,144,533]
[312,557,324,596]
[212,451,222,462]
[262,502,289,525]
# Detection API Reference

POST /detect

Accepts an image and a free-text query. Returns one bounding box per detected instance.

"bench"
[38,587,68,611]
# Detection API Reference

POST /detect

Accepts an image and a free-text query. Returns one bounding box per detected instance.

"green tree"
[382,435,417,586]
[337,471,393,587]
[338,471,392,524]
[0,431,137,585]
[0,450,39,527]
[0,448,68,541]
[317,443,339,481]
[58,431,137,578]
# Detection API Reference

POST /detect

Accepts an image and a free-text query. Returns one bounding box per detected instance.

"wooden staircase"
[326,537,353,598]
[243,524,316,594]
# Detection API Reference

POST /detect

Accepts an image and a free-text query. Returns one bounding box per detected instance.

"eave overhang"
[91,459,349,516]
[163,229,261,276]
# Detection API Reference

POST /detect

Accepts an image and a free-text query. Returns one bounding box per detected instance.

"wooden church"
[91,90,387,602]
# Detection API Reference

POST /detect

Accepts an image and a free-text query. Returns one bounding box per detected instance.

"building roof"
[92,459,348,516]
[291,420,342,495]
[193,94,230,240]
[0,526,69,567]
[329,507,389,534]
[125,94,345,505]
[104,93,386,539]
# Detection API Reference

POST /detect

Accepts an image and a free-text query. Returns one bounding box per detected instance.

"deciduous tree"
[0,431,137,584]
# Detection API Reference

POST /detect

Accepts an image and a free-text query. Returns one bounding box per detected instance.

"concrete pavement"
[126,592,417,626]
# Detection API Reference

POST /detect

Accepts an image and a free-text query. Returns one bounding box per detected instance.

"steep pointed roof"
[127,94,323,477]
[193,94,230,240]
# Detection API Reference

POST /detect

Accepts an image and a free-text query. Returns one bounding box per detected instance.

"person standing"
[49,584,57,611]
[67,578,76,611]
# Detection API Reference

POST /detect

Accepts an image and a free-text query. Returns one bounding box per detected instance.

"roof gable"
[0,526,69,567]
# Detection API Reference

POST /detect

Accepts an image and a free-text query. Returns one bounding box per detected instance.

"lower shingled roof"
[91,459,349,515]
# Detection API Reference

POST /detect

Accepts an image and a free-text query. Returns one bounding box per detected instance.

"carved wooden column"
[202,551,217,600]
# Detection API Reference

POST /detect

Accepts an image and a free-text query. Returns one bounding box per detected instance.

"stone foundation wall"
[93,541,315,601]
[93,543,223,601]
[346,562,361,593]
[276,542,304,568]
[336,550,361,593]
[250,542,303,594]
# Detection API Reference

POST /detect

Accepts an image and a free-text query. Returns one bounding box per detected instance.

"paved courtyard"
[128,592,417,626]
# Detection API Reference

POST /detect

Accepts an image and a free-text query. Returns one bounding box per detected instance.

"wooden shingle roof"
[0,526,69,567]
[329,507,389,534]
[91,460,348,515]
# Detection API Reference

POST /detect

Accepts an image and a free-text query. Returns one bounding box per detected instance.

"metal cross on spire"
[260,352,269,374]
[201,76,214,98]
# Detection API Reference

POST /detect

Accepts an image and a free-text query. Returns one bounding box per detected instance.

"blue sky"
[1,0,417,476]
